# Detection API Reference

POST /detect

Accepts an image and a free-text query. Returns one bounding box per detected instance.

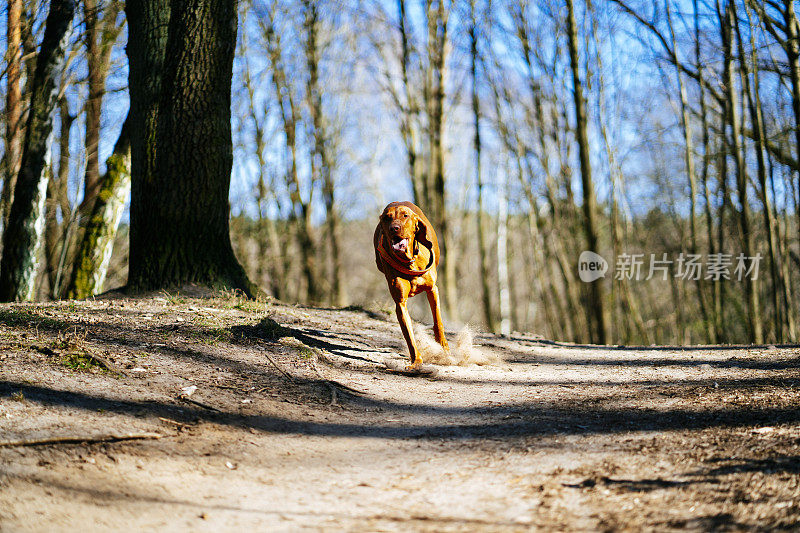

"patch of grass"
[219,291,270,314]
[161,291,186,306]
[0,308,65,330]
[10,391,25,402]
[299,347,316,360]
[207,327,234,344]
[187,326,234,345]
[61,351,107,372]
[233,298,268,313]
[42,329,110,374]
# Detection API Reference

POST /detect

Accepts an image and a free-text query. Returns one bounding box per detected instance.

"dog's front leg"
[395,299,421,369]
[426,285,450,355]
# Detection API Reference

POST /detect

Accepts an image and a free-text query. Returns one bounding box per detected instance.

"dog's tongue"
[392,238,408,253]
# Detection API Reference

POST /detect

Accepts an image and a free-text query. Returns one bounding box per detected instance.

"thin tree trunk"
[721,2,762,343]
[242,44,283,299]
[497,168,511,336]
[397,0,424,205]
[735,4,784,342]
[781,0,800,247]
[667,1,712,342]
[0,0,76,302]
[424,0,455,320]
[469,2,496,333]
[65,117,131,299]
[80,0,102,212]
[566,0,607,344]
[304,0,344,306]
[260,8,320,303]
[588,3,647,344]
[1,0,23,233]
[695,0,721,343]
[44,98,73,295]
[79,0,123,214]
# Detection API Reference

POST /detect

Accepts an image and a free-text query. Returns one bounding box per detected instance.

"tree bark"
[126,0,256,296]
[0,0,76,302]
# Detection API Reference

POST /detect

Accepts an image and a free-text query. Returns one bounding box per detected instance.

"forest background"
[2,0,799,346]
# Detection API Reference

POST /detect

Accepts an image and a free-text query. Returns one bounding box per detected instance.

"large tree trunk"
[781,0,800,248]
[566,0,608,344]
[0,0,23,233]
[65,117,131,299]
[126,0,255,296]
[0,0,75,302]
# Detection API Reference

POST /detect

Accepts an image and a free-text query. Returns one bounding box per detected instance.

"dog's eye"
[403,213,408,218]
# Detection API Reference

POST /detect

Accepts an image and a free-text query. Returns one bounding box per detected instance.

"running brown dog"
[374,201,450,370]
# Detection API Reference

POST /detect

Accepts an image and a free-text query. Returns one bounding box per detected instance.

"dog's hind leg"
[426,286,450,355]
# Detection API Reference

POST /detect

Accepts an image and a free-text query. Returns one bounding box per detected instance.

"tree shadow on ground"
[3,379,800,442]
[696,456,800,477]
[2,308,800,442]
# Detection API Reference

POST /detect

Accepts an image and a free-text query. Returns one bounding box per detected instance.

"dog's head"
[379,203,432,262]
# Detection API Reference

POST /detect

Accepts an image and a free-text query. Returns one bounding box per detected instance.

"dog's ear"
[415,215,433,249]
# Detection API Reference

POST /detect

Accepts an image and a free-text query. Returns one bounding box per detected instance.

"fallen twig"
[158,417,189,427]
[179,397,221,412]
[257,342,296,382]
[212,384,246,391]
[0,432,163,448]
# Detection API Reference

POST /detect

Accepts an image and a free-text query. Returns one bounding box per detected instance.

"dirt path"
[1,293,799,531]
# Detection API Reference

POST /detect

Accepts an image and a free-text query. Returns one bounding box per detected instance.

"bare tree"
[566,0,608,344]
[1,0,24,232]
[0,0,76,302]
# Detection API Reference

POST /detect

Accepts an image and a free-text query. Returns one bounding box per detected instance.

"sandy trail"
[1,295,799,531]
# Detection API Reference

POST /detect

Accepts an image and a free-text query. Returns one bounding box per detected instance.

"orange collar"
[377,234,434,277]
